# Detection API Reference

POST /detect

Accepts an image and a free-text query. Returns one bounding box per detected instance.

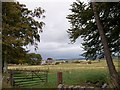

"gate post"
[57,72,62,85]
[10,71,14,86]
[45,71,48,83]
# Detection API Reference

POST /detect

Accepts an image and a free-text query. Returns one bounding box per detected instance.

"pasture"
[3,59,120,88]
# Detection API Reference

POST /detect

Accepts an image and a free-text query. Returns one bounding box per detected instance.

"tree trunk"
[3,49,8,73]
[3,60,8,73]
[92,2,120,88]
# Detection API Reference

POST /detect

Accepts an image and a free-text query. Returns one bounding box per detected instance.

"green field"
[3,60,120,88]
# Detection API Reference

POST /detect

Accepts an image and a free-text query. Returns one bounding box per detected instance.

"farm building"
[46,58,54,65]
[41,60,47,65]
[41,58,55,65]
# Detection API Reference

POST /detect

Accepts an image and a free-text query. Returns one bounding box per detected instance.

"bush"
[87,61,91,64]
[55,62,60,65]
[72,60,80,63]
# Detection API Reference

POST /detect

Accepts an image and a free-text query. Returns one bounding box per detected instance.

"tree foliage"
[2,2,45,63]
[26,53,42,65]
[67,1,120,60]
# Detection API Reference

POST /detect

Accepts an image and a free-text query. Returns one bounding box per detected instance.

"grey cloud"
[18,0,84,59]
[37,43,83,60]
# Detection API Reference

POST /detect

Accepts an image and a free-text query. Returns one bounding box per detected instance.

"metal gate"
[9,70,48,87]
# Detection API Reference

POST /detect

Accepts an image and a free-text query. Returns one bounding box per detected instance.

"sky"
[17,0,89,60]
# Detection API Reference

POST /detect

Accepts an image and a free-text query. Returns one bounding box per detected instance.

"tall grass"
[4,60,120,88]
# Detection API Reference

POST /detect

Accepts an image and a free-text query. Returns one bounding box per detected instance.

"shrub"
[87,61,91,64]
[72,60,80,63]
[55,62,60,65]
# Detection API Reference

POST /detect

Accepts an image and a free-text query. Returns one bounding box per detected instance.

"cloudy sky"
[17,0,89,60]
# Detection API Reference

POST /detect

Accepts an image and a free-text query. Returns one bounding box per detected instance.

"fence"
[8,69,48,87]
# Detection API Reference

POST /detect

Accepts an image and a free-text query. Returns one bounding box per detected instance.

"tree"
[2,2,45,72]
[26,53,42,65]
[67,1,120,88]
[92,2,120,88]
[67,1,120,60]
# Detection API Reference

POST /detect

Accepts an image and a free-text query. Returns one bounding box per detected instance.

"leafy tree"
[92,2,120,88]
[67,1,120,88]
[67,1,120,60]
[26,53,42,65]
[2,2,45,72]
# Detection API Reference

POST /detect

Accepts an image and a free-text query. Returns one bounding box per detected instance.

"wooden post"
[57,72,62,85]
[45,71,48,83]
[31,71,33,80]
[10,71,14,86]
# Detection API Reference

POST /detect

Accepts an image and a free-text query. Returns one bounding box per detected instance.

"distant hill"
[55,57,86,61]
[54,55,120,61]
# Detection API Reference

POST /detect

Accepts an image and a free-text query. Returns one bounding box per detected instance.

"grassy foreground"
[3,59,120,88]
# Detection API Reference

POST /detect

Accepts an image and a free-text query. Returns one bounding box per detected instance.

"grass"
[3,59,120,88]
